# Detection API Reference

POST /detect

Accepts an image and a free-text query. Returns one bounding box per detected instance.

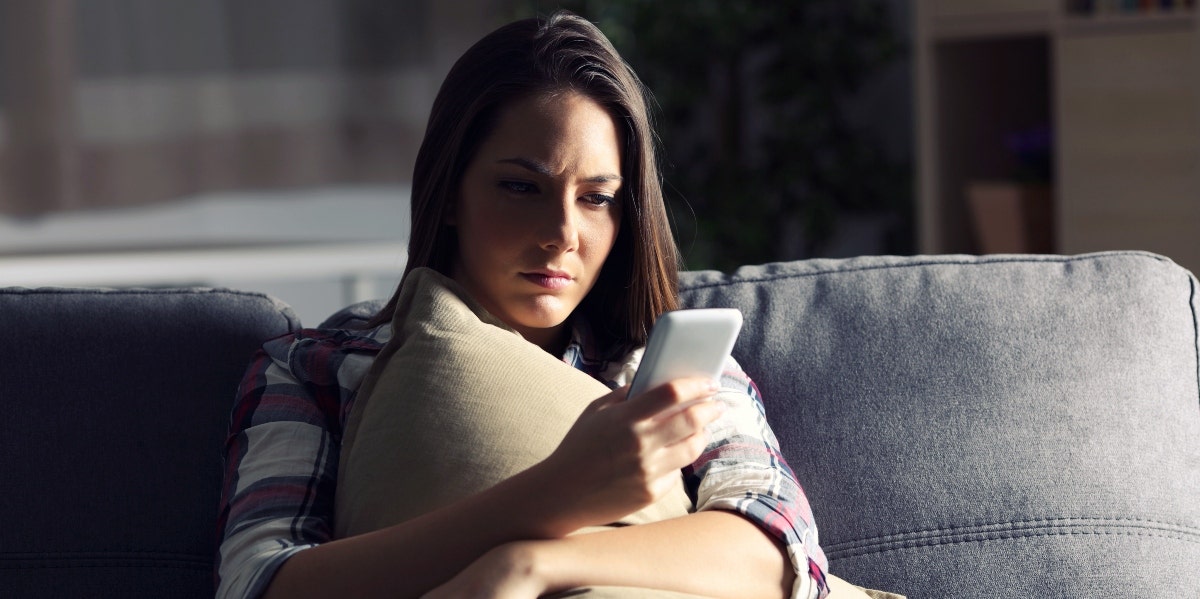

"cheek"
[459,213,531,272]
[457,193,508,247]
[581,212,621,261]
[599,210,622,250]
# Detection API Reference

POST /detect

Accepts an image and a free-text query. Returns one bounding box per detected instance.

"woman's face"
[451,91,623,352]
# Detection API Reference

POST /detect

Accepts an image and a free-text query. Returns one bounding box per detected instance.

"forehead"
[475,91,623,174]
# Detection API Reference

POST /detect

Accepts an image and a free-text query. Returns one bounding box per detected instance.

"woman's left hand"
[421,542,547,599]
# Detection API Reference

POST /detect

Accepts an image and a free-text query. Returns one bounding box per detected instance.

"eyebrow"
[497,157,623,183]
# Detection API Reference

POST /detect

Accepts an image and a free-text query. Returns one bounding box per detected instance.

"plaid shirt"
[216,322,829,599]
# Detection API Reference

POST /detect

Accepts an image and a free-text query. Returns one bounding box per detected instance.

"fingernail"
[707,379,721,393]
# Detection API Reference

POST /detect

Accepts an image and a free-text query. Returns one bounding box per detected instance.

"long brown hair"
[371,11,679,357]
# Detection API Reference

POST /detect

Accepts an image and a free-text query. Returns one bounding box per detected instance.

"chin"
[510,312,570,332]
[501,311,572,351]
[517,296,576,323]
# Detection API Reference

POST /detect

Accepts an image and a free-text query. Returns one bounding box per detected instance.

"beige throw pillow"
[334,267,692,539]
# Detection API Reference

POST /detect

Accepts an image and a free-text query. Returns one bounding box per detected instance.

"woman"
[216,11,828,599]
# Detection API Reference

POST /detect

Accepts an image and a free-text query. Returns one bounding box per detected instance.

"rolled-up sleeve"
[686,357,829,599]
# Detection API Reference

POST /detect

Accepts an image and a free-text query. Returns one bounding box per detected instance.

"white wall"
[0,184,410,326]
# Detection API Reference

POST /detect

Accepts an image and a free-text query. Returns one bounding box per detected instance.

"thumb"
[581,385,626,415]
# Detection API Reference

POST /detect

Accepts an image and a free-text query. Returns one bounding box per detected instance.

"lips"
[521,270,573,290]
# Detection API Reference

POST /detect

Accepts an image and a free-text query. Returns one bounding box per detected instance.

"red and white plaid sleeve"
[214,328,384,599]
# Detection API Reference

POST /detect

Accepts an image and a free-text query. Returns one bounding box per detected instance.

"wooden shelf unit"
[915,0,1200,274]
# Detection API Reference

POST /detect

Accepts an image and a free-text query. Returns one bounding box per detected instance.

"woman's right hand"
[535,377,727,532]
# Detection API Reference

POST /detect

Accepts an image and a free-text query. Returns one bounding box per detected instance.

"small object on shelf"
[967,182,1054,254]
[1065,0,1195,14]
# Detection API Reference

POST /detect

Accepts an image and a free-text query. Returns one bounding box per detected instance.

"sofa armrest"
[0,287,299,598]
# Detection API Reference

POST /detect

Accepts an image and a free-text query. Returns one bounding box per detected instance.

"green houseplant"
[515,0,909,270]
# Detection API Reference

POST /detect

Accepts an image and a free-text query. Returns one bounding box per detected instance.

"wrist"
[474,460,580,541]
[516,460,591,537]
[514,538,574,595]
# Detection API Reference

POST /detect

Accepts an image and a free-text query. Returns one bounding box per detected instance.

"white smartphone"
[627,308,743,398]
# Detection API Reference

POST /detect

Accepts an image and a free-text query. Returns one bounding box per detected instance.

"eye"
[499,180,538,194]
[582,193,617,208]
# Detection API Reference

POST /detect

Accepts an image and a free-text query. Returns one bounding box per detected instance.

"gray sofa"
[2,251,1197,598]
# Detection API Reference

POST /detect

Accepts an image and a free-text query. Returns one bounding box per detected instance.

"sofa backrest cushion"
[0,287,298,599]
[677,252,1200,598]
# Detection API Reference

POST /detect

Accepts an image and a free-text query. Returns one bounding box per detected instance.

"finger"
[642,398,727,447]
[650,394,726,424]
[582,386,625,415]
[623,377,718,420]
[659,428,712,470]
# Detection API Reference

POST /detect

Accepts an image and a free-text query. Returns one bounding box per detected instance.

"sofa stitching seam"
[0,551,207,558]
[826,526,1200,560]
[0,551,210,569]
[0,287,302,330]
[1190,273,1200,410]
[679,251,1167,292]
[0,562,208,570]
[0,287,262,298]
[825,520,1200,560]
[823,517,1200,549]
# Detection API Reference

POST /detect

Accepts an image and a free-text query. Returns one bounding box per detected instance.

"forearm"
[262,461,586,599]
[529,510,794,599]
[256,378,731,599]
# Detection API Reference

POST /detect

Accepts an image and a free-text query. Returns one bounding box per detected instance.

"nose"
[539,194,579,253]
